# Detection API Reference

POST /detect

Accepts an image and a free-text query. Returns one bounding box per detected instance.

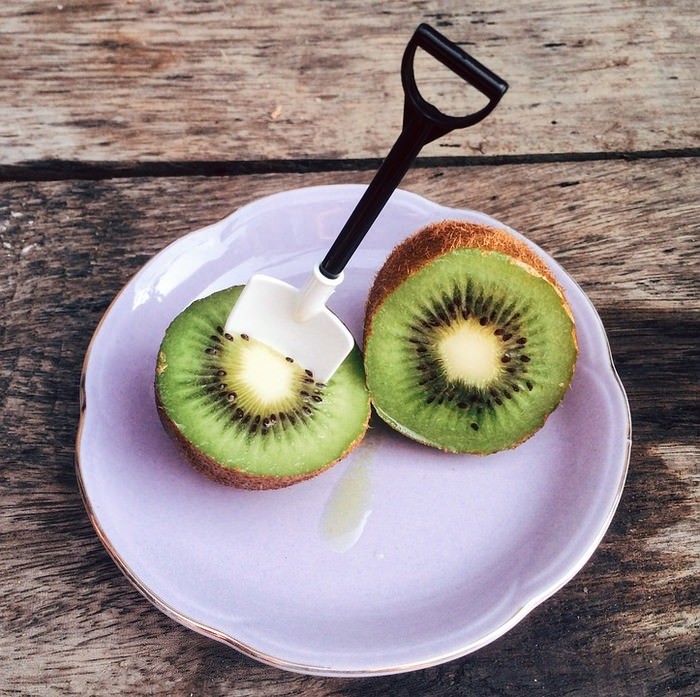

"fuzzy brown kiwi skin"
[155,393,370,490]
[363,220,578,454]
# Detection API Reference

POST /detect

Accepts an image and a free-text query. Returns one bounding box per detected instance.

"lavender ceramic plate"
[77,185,630,676]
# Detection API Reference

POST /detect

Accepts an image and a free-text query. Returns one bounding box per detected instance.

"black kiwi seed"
[226,392,236,401]
[216,325,224,335]
[312,395,322,403]
[457,402,468,410]
[210,334,222,343]
[315,382,326,388]
[205,348,217,355]
[470,422,479,431]
[217,369,226,376]
[234,408,243,419]
[285,356,294,363]
[504,391,512,399]
[495,397,503,405]
[253,415,260,425]
[269,414,278,423]
[479,316,488,326]
[303,405,312,415]
[304,376,314,383]
[502,333,512,341]
[305,369,313,377]
[241,333,249,341]
[517,337,527,345]
[526,381,534,391]
[462,308,470,319]
[495,328,503,335]
[501,355,511,363]
[224,332,234,341]
[512,384,520,392]
[301,390,310,397]
[521,355,531,363]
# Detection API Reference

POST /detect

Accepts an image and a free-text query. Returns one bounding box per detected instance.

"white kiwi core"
[226,339,304,411]
[436,318,501,388]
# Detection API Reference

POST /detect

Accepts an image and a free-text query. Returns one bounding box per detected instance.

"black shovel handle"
[319,23,508,279]
[402,23,508,136]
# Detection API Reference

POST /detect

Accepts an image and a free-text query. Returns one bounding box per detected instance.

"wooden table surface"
[1,2,697,695]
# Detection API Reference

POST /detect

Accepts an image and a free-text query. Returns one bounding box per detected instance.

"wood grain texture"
[0,160,697,695]
[0,0,697,167]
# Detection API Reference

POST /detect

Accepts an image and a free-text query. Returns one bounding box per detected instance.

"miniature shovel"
[225,23,508,382]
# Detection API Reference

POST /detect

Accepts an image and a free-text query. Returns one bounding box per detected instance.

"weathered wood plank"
[0,159,697,695]
[0,0,697,166]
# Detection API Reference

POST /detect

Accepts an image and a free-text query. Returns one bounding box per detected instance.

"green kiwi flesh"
[364,221,577,454]
[156,286,371,489]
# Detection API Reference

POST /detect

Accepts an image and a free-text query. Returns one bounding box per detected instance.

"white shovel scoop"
[225,24,508,382]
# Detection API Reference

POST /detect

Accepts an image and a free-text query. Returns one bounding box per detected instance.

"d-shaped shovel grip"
[319,24,508,279]
[402,23,508,141]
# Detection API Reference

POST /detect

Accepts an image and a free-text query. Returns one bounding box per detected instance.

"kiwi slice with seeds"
[156,286,371,489]
[363,221,577,454]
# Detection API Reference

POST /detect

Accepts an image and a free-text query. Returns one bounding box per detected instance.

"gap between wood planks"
[0,147,698,182]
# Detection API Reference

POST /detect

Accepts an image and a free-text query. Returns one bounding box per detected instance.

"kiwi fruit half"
[363,220,577,454]
[156,286,371,489]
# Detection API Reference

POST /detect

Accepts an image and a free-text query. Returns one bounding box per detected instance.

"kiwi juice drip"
[321,453,375,552]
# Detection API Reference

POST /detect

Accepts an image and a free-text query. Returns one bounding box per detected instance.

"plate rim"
[75,184,632,677]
